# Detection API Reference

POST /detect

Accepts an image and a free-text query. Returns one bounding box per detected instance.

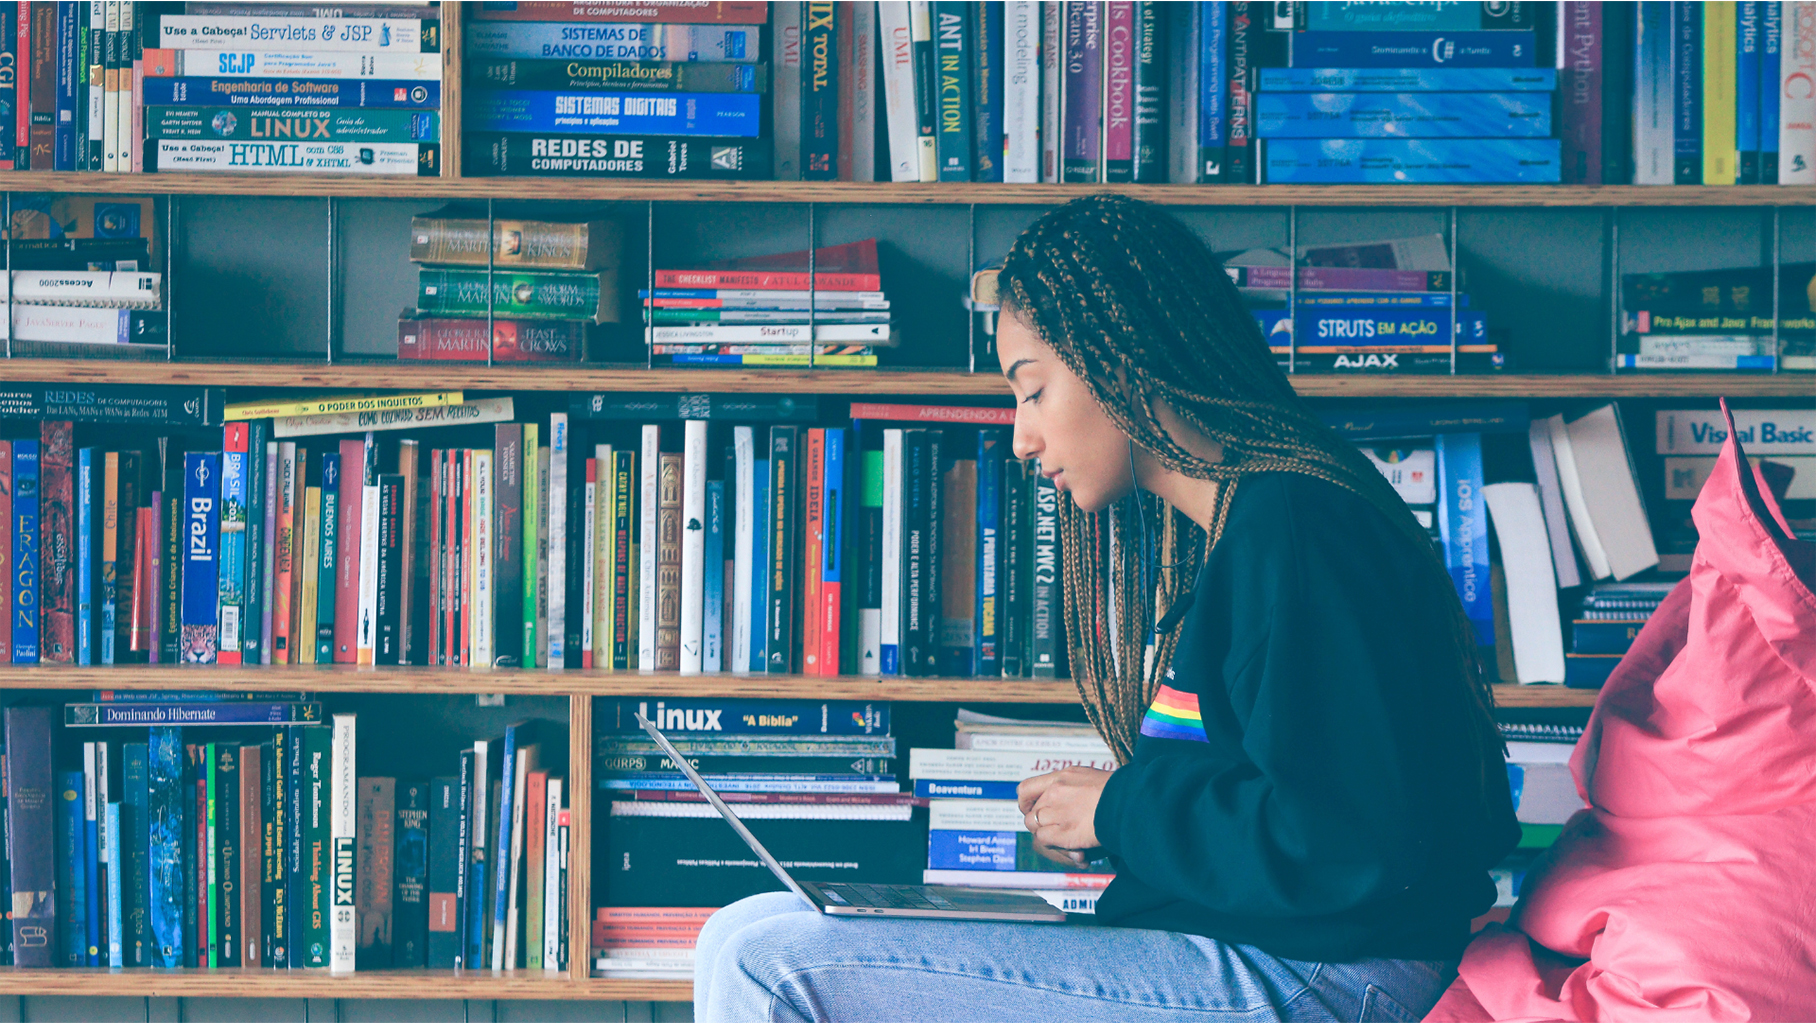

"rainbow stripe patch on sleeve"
[1140,684,1207,742]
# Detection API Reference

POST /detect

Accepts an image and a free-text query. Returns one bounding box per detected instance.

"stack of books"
[596,696,922,979]
[1255,4,1562,184]
[1620,263,1816,373]
[1231,233,1505,375]
[463,0,771,180]
[401,211,624,363]
[1565,581,1679,688]
[910,710,1116,912]
[645,240,894,369]
[1,705,571,974]
[4,194,162,358]
[145,4,442,176]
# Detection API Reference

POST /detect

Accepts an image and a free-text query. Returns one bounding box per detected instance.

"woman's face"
[997,310,1133,514]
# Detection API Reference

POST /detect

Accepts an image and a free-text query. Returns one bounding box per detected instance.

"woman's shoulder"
[1224,470,1395,536]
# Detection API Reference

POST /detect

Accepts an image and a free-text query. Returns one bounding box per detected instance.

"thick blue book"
[1260,137,1561,182]
[121,742,150,968]
[12,440,36,664]
[65,703,324,726]
[748,458,769,672]
[463,21,760,62]
[599,698,890,736]
[1301,3,1536,31]
[1436,433,1493,654]
[76,448,94,665]
[1199,0,1226,181]
[180,452,222,663]
[243,421,268,664]
[142,77,442,108]
[466,88,760,136]
[913,779,1019,800]
[1674,2,1702,183]
[57,769,85,966]
[54,2,76,170]
[147,727,184,968]
[1290,30,1537,68]
[1739,1,1762,183]
[820,427,845,674]
[1290,307,1488,346]
[1763,0,1782,182]
[1258,67,1556,91]
[933,1,974,181]
[1255,91,1551,137]
[1572,619,1645,655]
[488,723,526,968]
[702,478,725,673]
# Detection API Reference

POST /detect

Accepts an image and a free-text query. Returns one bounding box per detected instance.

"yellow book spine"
[593,445,613,670]
[223,391,465,421]
[1704,1,1739,185]
[297,486,321,666]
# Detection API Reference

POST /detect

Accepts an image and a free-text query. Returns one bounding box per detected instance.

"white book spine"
[593,444,612,668]
[879,429,903,674]
[1784,2,1816,183]
[580,472,596,666]
[638,425,660,671]
[163,48,443,79]
[102,2,119,172]
[87,1,103,161]
[775,1,805,180]
[8,270,161,307]
[1545,413,1612,580]
[535,446,550,668]
[541,778,562,971]
[329,713,357,973]
[1526,420,1583,590]
[154,139,430,175]
[910,0,938,180]
[474,450,495,667]
[269,398,517,440]
[1003,0,1041,182]
[648,323,891,343]
[878,1,920,181]
[261,442,279,664]
[1481,483,1566,685]
[679,420,708,674]
[1041,0,1065,182]
[1167,1,1201,184]
[850,0,879,181]
[119,0,135,173]
[158,15,432,51]
[731,426,755,670]
[1633,1,1676,184]
[1655,407,1816,454]
[546,413,568,668]
[357,483,380,665]
[501,750,531,969]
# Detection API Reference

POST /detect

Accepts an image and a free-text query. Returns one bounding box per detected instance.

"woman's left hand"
[1017,766,1111,857]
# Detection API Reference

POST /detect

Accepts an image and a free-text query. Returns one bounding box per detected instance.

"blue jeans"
[693,891,1455,1023]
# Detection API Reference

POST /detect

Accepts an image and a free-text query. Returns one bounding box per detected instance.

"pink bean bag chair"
[1427,403,1816,1023]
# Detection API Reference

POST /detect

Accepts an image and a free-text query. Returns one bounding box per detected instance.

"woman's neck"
[1131,401,1226,532]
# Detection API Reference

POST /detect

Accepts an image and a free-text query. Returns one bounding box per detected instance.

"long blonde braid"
[1000,195,1502,785]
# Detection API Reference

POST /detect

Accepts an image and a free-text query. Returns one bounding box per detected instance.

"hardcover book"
[180,452,222,663]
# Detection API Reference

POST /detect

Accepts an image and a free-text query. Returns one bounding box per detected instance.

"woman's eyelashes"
[1020,388,1044,405]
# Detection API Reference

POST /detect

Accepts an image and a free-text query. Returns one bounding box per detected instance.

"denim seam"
[1272,960,1320,1017]
[769,959,1277,1014]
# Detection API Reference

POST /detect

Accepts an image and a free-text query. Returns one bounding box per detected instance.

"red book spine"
[146,495,162,663]
[820,436,841,677]
[1560,0,1603,185]
[218,425,248,666]
[14,2,26,159]
[132,505,152,656]
[427,447,441,666]
[27,2,50,170]
[470,1,769,23]
[800,430,824,675]
[0,440,11,662]
[1102,0,1134,181]
[847,402,1016,425]
[652,269,881,291]
[459,450,473,667]
[333,439,364,664]
[582,457,595,670]
[272,446,295,665]
[396,317,585,363]
[445,449,461,667]
[38,421,72,662]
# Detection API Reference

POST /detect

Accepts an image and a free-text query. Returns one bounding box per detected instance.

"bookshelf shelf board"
[0,968,584,1000]
[0,664,1082,703]
[1491,685,1599,708]
[586,978,696,1000]
[0,359,1807,399]
[8,173,1816,207]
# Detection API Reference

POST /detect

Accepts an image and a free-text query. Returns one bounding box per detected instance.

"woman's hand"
[1017,766,1111,866]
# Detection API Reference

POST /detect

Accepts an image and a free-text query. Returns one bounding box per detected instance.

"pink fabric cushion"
[1427,404,1816,1023]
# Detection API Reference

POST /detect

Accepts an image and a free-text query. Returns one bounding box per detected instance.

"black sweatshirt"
[1092,471,1520,963]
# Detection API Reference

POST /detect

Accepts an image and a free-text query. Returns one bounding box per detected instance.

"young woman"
[693,196,1519,1023]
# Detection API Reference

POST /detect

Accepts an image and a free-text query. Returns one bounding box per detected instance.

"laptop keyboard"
[832,883,955,910]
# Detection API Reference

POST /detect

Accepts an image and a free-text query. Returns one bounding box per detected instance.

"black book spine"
[902,430,928,676]
[564,439,585,669]
[160,460,183,666]
[1030,468,1060,679]
[393,779,430,968]
[802,0,839,179]
[454,749,473,970]
[263,736,282,967]
[998,458,1025,678]
[464,134,772,179]
[285,725,306,967]
[216,745,238,967]
[425,775,461,969]
[0,740,13,966]
[1132,0,1169,182]
[243,421,267,664]
[4,708,53,967]
[493,424,524,667]
[375,474,405,665]
[181,745,198,968]
[122,742,149,967]
[1601,0,1635,184]
[932,0,972,180]
[765,426,799,673]
[922,431,944,678]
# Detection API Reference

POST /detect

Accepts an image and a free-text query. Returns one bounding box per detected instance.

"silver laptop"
[636,713,1068,923]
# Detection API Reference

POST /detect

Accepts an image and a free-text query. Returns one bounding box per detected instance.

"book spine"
[878,430,902,674]
[1675,0,1703,182]
[1062,0,1100,181]
[1001,0,1038,182]
[465,56,758,93]
[1291,29,1537,67]
[493,425,524,667]
[908,0,938,180]
[802,0,838,178]
[1784,2,1816,183]
[149,103,437,141]
[40,423,72,663]
[766,427,799,673]
[1704,0,1738,184]
[216,426,247,665]
[1132,0,1168,182]
[1740,1,1762,183]
[1259,137,1562,182]
[239,744,259,967]
[541,779,561,970]
[679,421,707,672]
[547,418,569,667]
[932,0,971,180]
[216,745,238,966]
[730,427,753,669]
[263,733,281,967]
[397,320,582,365]
[122,742,149,967]
[522,431,539,667]
[375,475,403,665]
[0,444,9,663]
[800,429,825,674]
[523,771,546,969]
[853,444,883,675]
[145,728,182,967]
[998,458,1025,677]
[10,441,35,664]
[1103,0,1133,181]
[26,2,50,169]
[239,424,264,664]
[924,431,946,679]
[3,708,51,965]
[270,443,295,664]
[1197,0,1226,182]
[76,449,93,665]
[425,776,459,969]
[392,780,427,967]
[774,0,802,179]
[466,88,752,136]
[352,777,391,970]
[328,717,354,973]
[820,427,844,676]
[332,440,361,663]
[878,0,919,180]
[179,453,221,664]
[902,431,930,676]
[256,444,276,663]
[748,455,769,671]
[54,1,73,170]
[970,0,1002,181]
[474,450,496,667]
[1762,0,1782,182]
[702,477,726,672]
[58,768,85,967]
[638,428,659,670]
[463,746,483,970]
[157,15,436,52]
[655,452,682,670]
[488,732,517,970]
[975,429,1003,677]
[0,5,14,168]
[1436,432,1494,655]
[299,725,329,968]
[1030,466,1060,678]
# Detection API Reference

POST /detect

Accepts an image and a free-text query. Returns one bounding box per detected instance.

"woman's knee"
[698,891,814,962]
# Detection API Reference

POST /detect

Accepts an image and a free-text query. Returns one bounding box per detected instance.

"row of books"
[1620,262,1816,371]
[0,705,571,972]
[0,3,444,177]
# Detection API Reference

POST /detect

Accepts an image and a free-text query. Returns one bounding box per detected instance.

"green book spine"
[316,458,339,664]
[302,725,331,968]
[205,743,217,968]
[415,269,608,322]
[243,421,268,663]
[523,424,539,667]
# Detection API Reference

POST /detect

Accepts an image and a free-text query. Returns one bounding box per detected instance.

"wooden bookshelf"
[0,359,1805,399]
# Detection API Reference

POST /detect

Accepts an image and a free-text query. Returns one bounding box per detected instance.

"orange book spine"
[272,442,296,664]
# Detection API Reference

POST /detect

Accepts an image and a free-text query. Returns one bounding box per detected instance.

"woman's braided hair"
[998,194,1503,784]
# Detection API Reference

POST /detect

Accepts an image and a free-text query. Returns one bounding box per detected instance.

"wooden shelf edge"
[0,359,1806,398]
[584,977,695,1000]
[1492,684,1598,707]
[0,968,593,1000]
[7,174,1816,206]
